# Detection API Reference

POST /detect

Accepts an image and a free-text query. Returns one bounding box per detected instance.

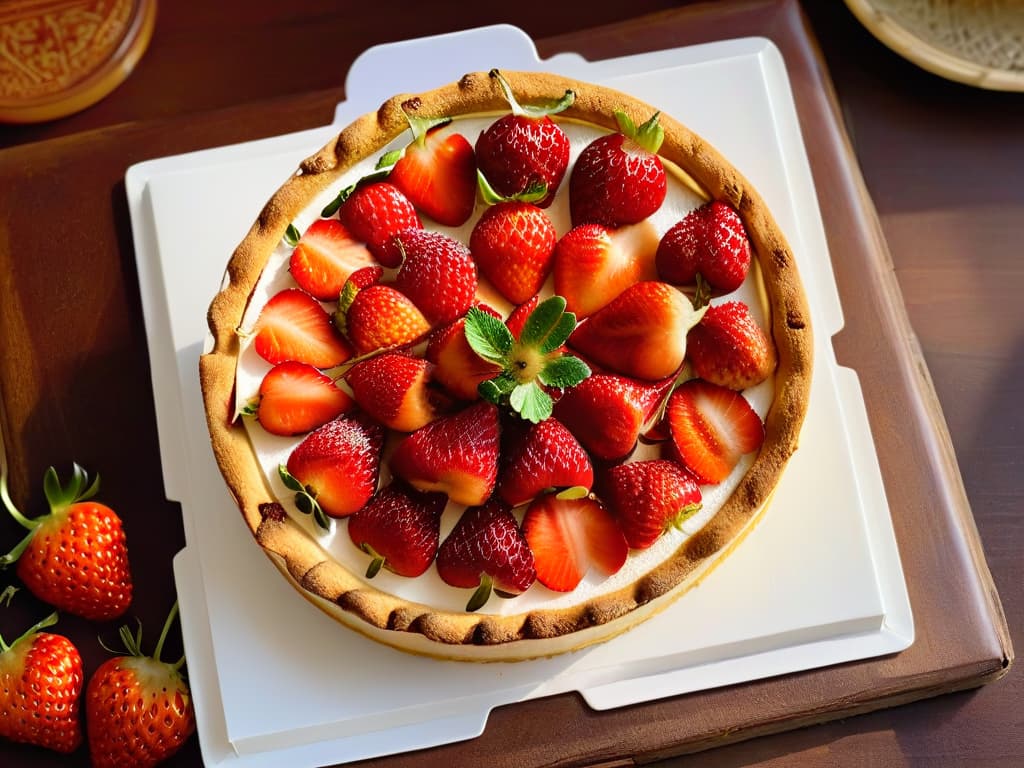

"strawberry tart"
[200,70,812,661]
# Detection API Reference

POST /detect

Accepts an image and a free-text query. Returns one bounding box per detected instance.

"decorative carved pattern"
[0,0,134,100]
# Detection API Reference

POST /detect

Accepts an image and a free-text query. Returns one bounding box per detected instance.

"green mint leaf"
[519,296,576,353]
[321,182,356,217]
[284,223,301,247]
[464,307,514,364]
[510,382,553,424]
[375,149,403,170]
[278,465,304,493]
[538,355,591,389]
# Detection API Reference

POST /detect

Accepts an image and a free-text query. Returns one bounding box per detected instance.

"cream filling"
[235,117,774,618]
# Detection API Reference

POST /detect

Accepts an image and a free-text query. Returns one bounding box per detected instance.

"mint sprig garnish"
[464,297,590,423]
[283,223,301,247]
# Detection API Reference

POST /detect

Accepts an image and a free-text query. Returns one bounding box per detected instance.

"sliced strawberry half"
[389,400,500,507]
[345,352,447,432]
[389,116,477,227]
[250,361,353,436]
[522,493,628,592]
[553,373,674,461]
[280,414,384,526]
[426,308,503,401]
[568,281,704,381]
[553,220,659,319]
[338,182,421,267]
[498,417,593,507]
[436,498,536,611]
[253,288,352,368]
[666,379,765,484]
[392,229,477,325]
[289,219,375,301]
[602,459,702,549]
[469,202,557,304]
[348,481,447,578]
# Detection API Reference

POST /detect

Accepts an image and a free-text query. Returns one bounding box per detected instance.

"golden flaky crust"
[200,71,813,661]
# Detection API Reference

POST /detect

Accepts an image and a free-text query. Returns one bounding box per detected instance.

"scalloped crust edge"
[199,70,813,662]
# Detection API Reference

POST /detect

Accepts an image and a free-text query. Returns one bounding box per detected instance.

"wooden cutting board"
[0,1,1011,766]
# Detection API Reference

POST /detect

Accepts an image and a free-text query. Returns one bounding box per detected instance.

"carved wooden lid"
[0,0,157,123]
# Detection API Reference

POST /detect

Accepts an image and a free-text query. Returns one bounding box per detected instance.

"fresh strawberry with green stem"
[666,379,765,484]
[554,373,674,461]
[389,400,500,507]
[0,592,83,754]
[687,301,776,390]
[498,416,593,507]
[1,464,132,621]
[348,481,446,578]
[280,414,384,527]
[469,201,557,304]
[387,107,477,227]
[522,494,628,592]
[337,181,421,267]
[602,459,702,549]
[246,361,353,436]
[86,601,195,768]
[392,229,477,325]
[345,352,448,432]
[656,201,752,293]
[569,110,667,228]
[253,288,353,368]
[464,295,591,424]
[426,307,503,401]
[288,218,375,301]
[569,281,704,381]
[436,498,536,611]
[475,69,574,208]
[553,219,660,319]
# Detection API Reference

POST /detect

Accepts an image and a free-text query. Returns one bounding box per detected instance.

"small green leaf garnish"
[466,573,494,612]
[556,486,590,501]
[375,149,403,170]
[489,69,575,119]
[477,170,548,207]
[321,182,357,217]
[614,109,664,155]
[465,297,590,424]
[361,544,385,579]
[283,223,301,247]
[241,400,259,418]
[278,465,330,530]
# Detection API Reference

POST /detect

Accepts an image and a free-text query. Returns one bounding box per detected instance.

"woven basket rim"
[844,0,1024,92]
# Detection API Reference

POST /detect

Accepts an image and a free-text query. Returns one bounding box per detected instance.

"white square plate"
[127,27,912,768]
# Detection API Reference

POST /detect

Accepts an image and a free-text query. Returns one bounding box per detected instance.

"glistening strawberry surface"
[656,201,751,293]
[348,482,446,578]
[470,202,557,304]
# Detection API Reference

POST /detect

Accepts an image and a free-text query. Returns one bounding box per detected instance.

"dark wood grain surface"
[0,1,1019,767]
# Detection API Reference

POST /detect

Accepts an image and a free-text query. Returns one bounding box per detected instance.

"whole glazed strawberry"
[0,591,83,754]
[86,601,195,768]
[1,463,132,621]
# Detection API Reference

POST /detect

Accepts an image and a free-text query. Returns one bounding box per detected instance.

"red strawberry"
[390,400,500,507]
[436,498,536,611]
[474,69,573,208]
[250,361,353,436]
[687,301,776,390]
[666,379,765,484]
[0,606,83,753]
[569,281,704,381]
[602,459,702,549]
[1,464,131,621]
[348,481,447,578]
[393,229,477,325]
[498,417,593,507]
[656,201,752,293]
[338,182,421,267]
[345,352,447,432]
[389,115,477,226]
[426,310,503,401]
[254,288,353,368]
[569,111,667,228]
[470,202,557,304]
[522,494,628,592]
[554,373,674,461]
[342,284,431,356]
[282,414,384,524]
[553,220,659,318]
[86,604,195,768]
[289,218,375,300]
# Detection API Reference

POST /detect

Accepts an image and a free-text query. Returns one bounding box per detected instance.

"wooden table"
[0,2,1019,766]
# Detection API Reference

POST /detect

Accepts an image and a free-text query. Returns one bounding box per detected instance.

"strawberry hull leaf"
[464,307,515,364]
[510,382,553,424]
[518,295,572,350]
[537,355,590,389]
